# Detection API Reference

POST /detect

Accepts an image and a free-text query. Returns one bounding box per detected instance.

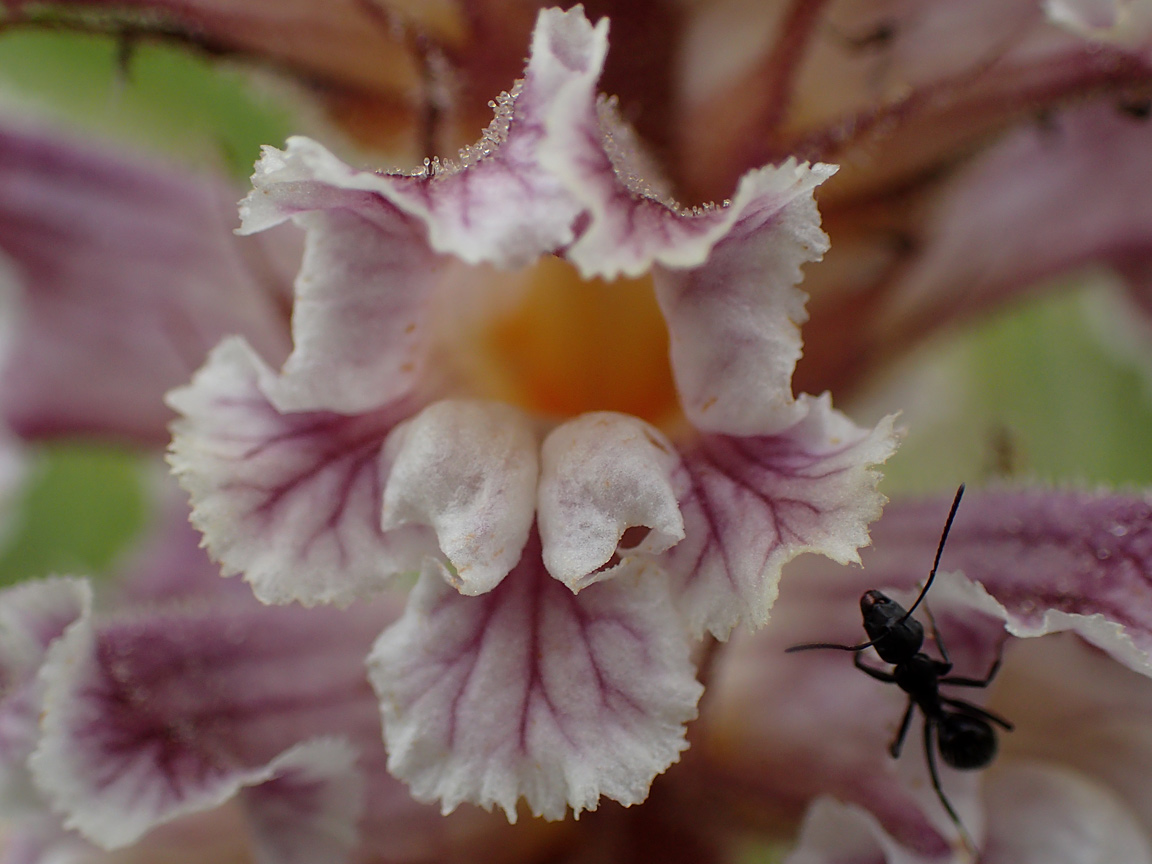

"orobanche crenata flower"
[165,5,897,822]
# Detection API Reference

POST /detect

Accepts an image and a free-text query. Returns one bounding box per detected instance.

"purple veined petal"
[380,399,539,596]
[247,192,441,415]
[648,163,836,436]
[0,579,89,815]
[0,122,292,445]
[982,762,1152,864]
[25,586,396,858]
[368,529,703,822]
[858,487,1152,664]
[537,412,686,591]
[231,6,611,416]
[166,337,433,606]
[546,75,836,288]
[666,393,899,639]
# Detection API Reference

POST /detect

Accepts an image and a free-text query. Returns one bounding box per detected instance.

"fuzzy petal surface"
[26,588,393,858]
[667,394,898,639]
[538,413,685,591]
[651,163,835,435]
[233,8,610,415]
[167,337,430,606]
[704,487,1152,855]
[368,530,702,822]
[381,400,538,596]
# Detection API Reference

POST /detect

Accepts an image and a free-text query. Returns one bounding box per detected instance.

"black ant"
[786,484,1012,854]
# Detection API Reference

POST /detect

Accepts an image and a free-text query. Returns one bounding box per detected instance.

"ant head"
[937,713,997,770]
[860,590,924,664]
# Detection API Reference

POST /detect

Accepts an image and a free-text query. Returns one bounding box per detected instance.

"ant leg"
[942,655,1002,689]
[923,718,977,856]
[854,651,897,683]
[888,700,915,759]
[921,602,955,676]
[941,696,1014,731]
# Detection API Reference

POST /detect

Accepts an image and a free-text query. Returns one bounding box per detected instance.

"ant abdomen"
[937,713,997,770]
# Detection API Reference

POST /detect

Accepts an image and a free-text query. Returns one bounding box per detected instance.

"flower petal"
[548,80,836,289]
[381,399,538,596]
[983,762,1152,864]
[987,629,1152,836]
[26,589,392,857]
[368,530,703,822]
[0,578,89,814]
[667,394,898,639]
[876,101,1152,355]
[649,164,836,435]
[167,337,431,606]
[242,176,440,414]
[784,798,935,864]
[0,122,290,444]
[860,487,1152,664]
[538,412,685,591]
[233,7,615,415]
[238,739,365,864]
[1045,0,1152,43]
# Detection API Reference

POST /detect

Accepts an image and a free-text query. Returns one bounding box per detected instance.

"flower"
[2,0,1152,861]
[164,5,897,821]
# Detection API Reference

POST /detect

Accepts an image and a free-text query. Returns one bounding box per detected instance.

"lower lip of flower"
[453,255,681,426]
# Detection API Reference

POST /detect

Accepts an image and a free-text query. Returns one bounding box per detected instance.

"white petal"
[368,532,702,822]
[652,162,836,436]
[983,762,1152,864]
[381,399,538,596]
[167,337,431,606]
[668,394,899,638]
[538,412,685,591]
[27,595,387,857]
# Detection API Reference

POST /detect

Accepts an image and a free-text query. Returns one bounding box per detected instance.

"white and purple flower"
[164,5,897,822]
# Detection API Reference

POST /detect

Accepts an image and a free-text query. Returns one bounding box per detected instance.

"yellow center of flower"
[466,257,680,426]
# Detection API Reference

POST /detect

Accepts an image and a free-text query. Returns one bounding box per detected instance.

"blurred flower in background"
[1,1,1152,862]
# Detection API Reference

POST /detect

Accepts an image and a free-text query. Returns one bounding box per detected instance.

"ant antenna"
[900,484,965,624]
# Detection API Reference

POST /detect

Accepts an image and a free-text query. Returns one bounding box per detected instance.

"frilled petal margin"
[860,487,1152,662]
[666,394,899,639]
[0,578,88,814]
[234,6,599,416]
[22,582,401,862]
[368,529,703,822]
[167,337,432,606]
